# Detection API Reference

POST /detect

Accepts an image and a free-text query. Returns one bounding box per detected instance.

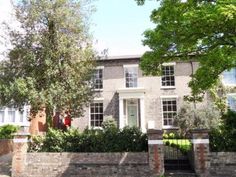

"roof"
[97,54,142,61]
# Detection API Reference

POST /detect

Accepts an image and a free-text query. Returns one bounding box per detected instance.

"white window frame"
[123,64,138,88]
[226,93,236,112]
[161,62,176,89]
[161,95,178,129]
[222,68,236,86]
[93,66,104,91]
[89,101,104,128]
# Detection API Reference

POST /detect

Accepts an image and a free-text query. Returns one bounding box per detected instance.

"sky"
[91,0,159,56]
[0,0,159,57]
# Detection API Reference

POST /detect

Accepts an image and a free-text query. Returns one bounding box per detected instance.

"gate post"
[147,129,164,176]
[12,132,29,177]
[190,129,210,177]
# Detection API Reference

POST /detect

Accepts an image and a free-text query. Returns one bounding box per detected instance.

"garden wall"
[209,152,236,177]
[23,152,151,177]
[0,139,13,156]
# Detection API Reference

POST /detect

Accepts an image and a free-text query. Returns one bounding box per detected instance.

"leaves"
[0,0,96,118]
[138,0,236,96]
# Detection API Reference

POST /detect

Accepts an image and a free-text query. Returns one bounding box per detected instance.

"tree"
[136,0,236,97]
[0,0,96,123]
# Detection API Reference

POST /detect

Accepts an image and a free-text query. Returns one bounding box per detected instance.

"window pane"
[162,98,177,126]
[90,102,103,127]
[223,68,236,85]
[93,69,103,89]
[161,65,175,87]
[125,67,138,88]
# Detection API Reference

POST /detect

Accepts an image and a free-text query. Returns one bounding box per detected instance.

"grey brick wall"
[23,152,152,177]
[209,152,236,177]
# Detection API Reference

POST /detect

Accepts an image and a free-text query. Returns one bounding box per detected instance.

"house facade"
[72,55,200,132]
[0,105,30,128]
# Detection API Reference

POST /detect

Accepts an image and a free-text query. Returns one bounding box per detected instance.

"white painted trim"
[119,98,124,129]
[162,62,176,66]
[123,64,139,68]
[148,140,163,145]
[96,66,104,69]
[191,139,209,144]
[93,97,104,101]
[160,95,179,98]
[117,87,145,93]
[13,138,28,143]
[160,86,176,89]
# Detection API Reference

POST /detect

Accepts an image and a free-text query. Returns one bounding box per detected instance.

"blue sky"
[0,0,159,57]
[91,0,159,56]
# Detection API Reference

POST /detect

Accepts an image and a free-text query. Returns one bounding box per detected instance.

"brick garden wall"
[22,152,152,177]
[0,139,13,156]
[209,152,236,177]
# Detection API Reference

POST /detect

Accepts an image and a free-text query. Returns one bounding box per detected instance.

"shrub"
[210,110,236,152]
[29,126,148,152]
[175,103,221,136]
[0,124,19,139]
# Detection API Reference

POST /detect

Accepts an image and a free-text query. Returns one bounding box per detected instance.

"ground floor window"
[90,102,103,127]
[162,98,177,127]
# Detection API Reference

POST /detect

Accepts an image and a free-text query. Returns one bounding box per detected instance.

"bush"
[210,110,236,152]
[29,126,148,152]
[175,103,221,136]
[0,124,19,139]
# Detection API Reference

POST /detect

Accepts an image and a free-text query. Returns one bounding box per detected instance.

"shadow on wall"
[104,92,119,124]
[0,140,13,176]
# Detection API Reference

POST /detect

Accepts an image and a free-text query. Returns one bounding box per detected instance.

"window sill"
[163,126,179,130]
[93,89,103,92]
[161,86,176,90]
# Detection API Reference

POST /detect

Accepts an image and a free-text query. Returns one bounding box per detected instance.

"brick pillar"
[12,132,29,177]
[190,129,210,177]
[147,129,164,176]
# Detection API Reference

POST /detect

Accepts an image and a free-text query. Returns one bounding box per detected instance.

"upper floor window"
[124,65,138,88]
[90,102,103,127]
[222,68,236,86]
[162,97,177,127]
[161,65,175,87]
[227,94,236,112]
[93,68,103,90]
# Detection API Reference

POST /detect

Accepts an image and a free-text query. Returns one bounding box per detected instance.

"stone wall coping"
[210,152,236,156]
[147,129,163,135]
[13,132,30,136]
[189,129,210,133]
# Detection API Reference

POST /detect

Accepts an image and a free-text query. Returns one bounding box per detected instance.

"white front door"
[127,99,138,127]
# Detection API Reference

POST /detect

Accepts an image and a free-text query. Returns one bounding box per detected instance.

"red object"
[64,116,71,127]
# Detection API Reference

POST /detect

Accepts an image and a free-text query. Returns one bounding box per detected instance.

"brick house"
[72,55,200,132]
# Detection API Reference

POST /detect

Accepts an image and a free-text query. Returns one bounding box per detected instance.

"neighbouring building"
[72,55,201,132]
[0,106,30,130]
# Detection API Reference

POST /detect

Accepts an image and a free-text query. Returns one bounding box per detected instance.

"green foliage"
[0,124,19,139]
[136,0,236,97]
[175,103,221,136]
[210,110,236,152]
[0,0,95,118]
[29,126,148,152]
[163,132,191,154]
[101,116,117,130]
